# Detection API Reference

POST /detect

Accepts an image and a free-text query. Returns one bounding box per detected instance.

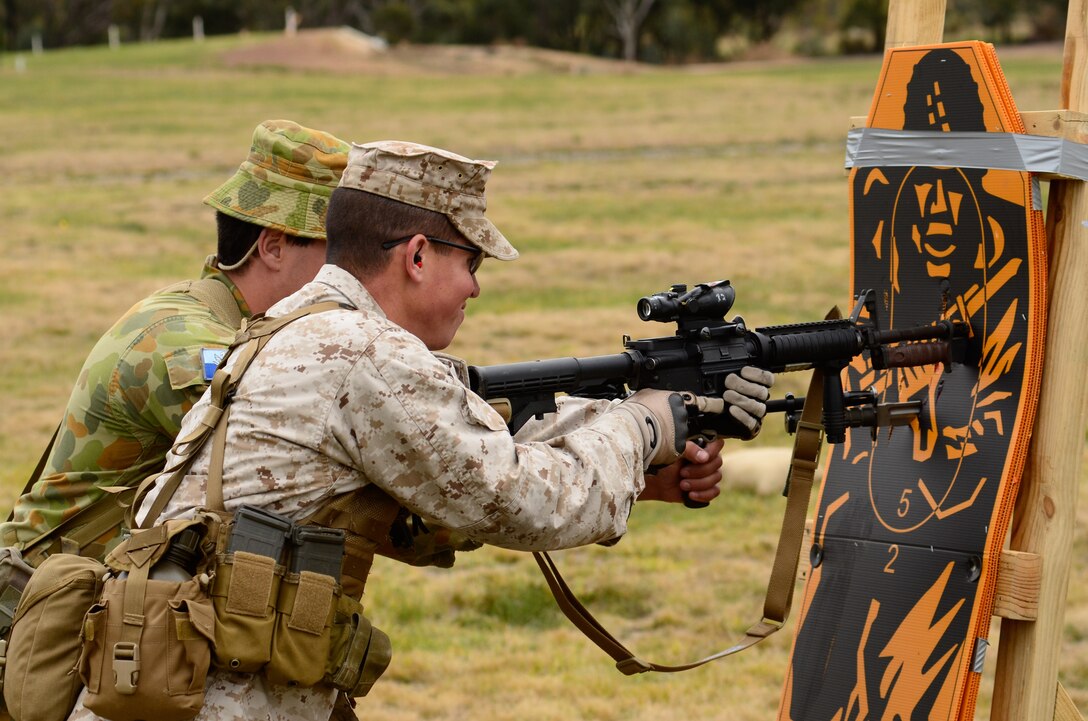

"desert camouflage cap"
[204,119,349,239]
[339,140,519,261]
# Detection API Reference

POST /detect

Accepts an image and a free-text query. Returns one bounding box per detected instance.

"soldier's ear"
[256,229,288,269]
[405,234,428,282]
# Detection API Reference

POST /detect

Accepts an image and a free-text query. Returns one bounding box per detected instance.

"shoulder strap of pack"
[531,307,840,675]
[130,301,348,530]
[159,277,244,330]
[18,489,138,566]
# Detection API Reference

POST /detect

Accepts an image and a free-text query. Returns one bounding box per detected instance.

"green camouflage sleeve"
[1,269,246,551]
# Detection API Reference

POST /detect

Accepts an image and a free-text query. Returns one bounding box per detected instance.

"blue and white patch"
[201,348,227,381]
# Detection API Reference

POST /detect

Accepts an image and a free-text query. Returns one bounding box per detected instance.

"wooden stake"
[991,0,1088,718]
[885,0,946,48]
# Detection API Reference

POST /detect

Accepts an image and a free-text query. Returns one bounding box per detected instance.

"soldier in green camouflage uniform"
[1,120,349,563]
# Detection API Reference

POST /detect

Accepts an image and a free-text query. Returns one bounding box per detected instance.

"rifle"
[469,280,973,672]
[468,280,972,446]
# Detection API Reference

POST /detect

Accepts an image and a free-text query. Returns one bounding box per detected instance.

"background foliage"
[0,0,1072,59]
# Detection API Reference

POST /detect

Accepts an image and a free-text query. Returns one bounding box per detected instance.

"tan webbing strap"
[205,405,230,513]
[20,487,137,566]
[531,309,840,673]
[758,367,826,630]
[112,554,150,695]
[235,302,346,345]
[194,302,346,514]
[131,367,236,529]
[130,302,348,530]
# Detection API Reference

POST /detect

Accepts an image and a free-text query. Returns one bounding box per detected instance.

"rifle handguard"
[879,341,952,368]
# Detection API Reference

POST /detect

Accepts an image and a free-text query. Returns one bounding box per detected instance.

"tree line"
[2,0,1069,61]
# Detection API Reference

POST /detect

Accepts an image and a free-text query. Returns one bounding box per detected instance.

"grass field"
[0,32,1084,720]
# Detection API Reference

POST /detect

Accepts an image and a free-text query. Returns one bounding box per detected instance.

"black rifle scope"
[637,281,736,323]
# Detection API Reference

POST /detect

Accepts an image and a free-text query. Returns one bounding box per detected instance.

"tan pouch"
[209,551,281,673]
[78,572,214,721]
[3,553,106,721]
[0,546,36,712]
[264,571,338,687]
[323,595,392,698]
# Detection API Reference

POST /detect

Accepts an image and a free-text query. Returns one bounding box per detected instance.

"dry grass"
[0,32,1083,719]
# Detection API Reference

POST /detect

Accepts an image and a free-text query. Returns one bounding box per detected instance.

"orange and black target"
[779,42,1046,721]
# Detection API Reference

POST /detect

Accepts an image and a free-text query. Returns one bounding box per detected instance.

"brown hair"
[325,187,463,278]
[215,211,313,267]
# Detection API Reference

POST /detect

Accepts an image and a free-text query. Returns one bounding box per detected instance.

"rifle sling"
[532,307,840,675]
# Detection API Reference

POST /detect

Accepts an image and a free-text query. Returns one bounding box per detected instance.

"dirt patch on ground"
[221,27,642,76]
[219,28,1064,78]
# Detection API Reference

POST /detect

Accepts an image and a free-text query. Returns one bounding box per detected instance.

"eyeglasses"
[382,235,484,275]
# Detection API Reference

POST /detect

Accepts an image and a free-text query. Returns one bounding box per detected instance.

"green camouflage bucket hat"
[339,140,519,261]
[204,119,350,240]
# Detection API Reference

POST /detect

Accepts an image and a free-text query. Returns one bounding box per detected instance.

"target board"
[778,42,1047,721]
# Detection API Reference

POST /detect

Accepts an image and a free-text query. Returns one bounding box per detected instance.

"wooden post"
[871,1,1088,718]
[884,0,945,48]
[991,0,1088,718]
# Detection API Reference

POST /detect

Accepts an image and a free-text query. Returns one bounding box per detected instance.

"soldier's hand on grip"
[613,389,688,468]
[722,366,774,439]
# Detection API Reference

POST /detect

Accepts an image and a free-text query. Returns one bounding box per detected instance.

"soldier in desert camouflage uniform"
[76,140,774,721]
[1,120,349,563]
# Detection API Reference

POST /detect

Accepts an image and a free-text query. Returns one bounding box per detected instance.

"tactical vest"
[129,300,471,598]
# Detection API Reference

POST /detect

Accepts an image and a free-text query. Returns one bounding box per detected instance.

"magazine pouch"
[264,570,338,687]
[209,551,281,674]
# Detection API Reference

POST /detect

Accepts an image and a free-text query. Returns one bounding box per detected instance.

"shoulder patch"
[201,348,227,381]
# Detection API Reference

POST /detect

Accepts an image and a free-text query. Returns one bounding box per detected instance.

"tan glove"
[721,366,774,439]
[380,513,482,569]
[611,389,689,468]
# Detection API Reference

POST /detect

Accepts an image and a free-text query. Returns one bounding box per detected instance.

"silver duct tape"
[845,128,1088,181]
